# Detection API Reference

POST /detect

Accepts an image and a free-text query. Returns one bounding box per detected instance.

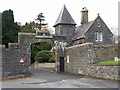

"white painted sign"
[67,55,69,63]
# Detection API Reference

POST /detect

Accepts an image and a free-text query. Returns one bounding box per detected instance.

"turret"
[53,5,76,45]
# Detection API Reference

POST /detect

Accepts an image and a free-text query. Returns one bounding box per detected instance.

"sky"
[0,0,119,34]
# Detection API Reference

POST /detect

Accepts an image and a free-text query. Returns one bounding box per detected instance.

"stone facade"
[53,6,114,46]
[84,16,113,44]
[87,65,118,80]
[2,43,30,76]
[65,43,91,74]
[53,5,76,46]
[55,25,75,45]
[65,43,118,80]
[2,5,118,79]
[73,16,114,45]
[2,32,53,77]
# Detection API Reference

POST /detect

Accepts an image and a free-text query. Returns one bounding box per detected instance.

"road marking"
[21,80,47,85]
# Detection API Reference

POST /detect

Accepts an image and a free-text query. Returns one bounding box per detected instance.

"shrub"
[34,57,43,63]
[48,58,55,63]
[31,42,52,64]
[34,50,52,63]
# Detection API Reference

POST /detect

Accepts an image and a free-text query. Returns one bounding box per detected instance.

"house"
[35,30,53,39]
[54,5,114,46]
[73,7,114,45]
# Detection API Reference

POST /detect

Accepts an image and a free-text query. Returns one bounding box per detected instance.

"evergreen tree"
[2,9,20,47]
[20,21,39,33]
[35,13,47,30]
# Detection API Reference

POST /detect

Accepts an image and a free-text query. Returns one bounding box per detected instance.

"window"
[97,23,101,27]
[95,32,103,42]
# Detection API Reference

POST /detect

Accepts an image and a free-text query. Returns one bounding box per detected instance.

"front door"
[60,57,64,72]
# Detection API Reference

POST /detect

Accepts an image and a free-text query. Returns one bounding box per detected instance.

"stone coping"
[67,43,115,49]
[18,32,36,35]
[8,43,19,45]
[67,43,93,49]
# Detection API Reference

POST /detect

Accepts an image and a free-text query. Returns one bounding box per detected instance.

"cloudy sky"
[0,0,119,34]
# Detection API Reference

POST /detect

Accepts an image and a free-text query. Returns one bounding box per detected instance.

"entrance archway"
[18,32,54,73]
[2,31,67,77]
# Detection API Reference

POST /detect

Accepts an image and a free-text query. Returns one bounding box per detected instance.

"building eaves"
[73,21,94,40]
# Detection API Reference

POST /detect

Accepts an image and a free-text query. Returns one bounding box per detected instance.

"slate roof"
[73,21,94,40]
[73,15,113,41]
[53,5,76,27]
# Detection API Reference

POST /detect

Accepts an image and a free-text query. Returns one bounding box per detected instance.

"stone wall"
[90,44,117,64]
[65,43,118,80]
[87,65,118,80]
[2,32,53,77]
[0,45,3,77]
[2,44,30,76]
[65,43,91,74]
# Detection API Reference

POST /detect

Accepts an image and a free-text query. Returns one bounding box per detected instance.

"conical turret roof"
[53,5,76,27]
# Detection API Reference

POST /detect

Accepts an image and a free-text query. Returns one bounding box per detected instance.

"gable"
[73,15,113,41]
[85,16,113,36]
[83,16,114,44]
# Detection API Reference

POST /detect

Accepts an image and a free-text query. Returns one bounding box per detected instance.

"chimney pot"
[81,7,88,24]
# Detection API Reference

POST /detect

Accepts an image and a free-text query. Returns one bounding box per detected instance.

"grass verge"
[2,74,31,81]
[96,60,120,65]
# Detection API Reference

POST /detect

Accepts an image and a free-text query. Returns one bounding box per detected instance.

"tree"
[2,9,20,47]
[35,13,47,30]
[20,21,39,33]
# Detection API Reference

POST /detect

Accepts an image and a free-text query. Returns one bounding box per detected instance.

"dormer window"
[95,32,103,42]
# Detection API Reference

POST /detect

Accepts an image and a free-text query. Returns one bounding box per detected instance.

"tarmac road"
[2,67,119,89]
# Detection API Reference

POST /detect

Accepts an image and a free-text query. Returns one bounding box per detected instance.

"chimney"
[81,7,88,24]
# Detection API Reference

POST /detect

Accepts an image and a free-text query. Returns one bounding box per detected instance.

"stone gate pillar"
[54,37,67,73]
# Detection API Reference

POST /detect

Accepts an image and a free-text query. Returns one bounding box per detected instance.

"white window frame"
[95,32,103,42]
